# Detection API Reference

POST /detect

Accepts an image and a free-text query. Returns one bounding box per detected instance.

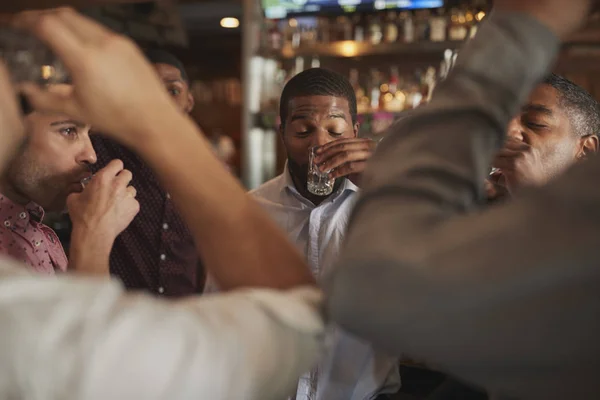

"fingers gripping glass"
[308,146,334,197]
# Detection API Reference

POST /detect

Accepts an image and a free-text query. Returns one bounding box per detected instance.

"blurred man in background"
[91,49,203,297]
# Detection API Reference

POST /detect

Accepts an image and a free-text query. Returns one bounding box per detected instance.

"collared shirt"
[251,166,400,400]
[0,256,325,400]
[0,194,67,274]
[91,137,202,297]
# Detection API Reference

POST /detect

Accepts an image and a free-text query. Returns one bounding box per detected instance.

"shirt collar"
[281,163,359,202]
[0,194,45,231]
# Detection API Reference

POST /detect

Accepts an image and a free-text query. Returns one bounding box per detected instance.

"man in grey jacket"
[326,1,600,399]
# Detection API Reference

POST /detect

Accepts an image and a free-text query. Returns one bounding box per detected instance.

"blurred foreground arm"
[17,8,314,291]
[326,2,600,399]
[0,8,322,400]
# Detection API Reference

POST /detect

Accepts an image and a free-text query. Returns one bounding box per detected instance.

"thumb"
[20,83,80,118]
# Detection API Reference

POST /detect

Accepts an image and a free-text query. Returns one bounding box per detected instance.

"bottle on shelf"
[349,69,369,115]
[317,17,330,44]
[384,11,399,43]
[369,69,382,112]
[383,67,405,113]
[414,9,431,42]
[422,66,437,102]
[338,15,353,41]
[368,15,383,45]
[448,7,468,41]
[353,14,365,42]
[429,8,448,42]
[266,19,282,51]
[400,11,415,43]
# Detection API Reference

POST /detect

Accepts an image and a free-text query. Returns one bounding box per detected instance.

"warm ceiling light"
[220,17,239,29]
[339,41,358,57]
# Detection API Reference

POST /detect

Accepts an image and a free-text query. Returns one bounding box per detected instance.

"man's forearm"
[132,114,314,291]
[327,12,600,399]
[68,226,112,276]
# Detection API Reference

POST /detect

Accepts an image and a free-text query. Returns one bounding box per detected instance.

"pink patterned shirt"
[0,194,68,274]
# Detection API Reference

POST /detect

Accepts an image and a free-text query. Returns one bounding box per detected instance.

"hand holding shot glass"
[310,138,377,191]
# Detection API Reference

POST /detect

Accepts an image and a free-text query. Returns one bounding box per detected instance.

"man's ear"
[577,135,599,160]
[185,92,195,114]
[353,122,360,138]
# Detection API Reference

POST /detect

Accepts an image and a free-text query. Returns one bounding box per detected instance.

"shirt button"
[166,193,171,200]
[19,212,27,219]
[160,254,166,261]
[158,286,165,294]
[34,241,41,247]
[3,220,10,227]
[162,223,169,231]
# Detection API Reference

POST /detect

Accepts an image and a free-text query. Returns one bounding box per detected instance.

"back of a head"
[543,73,600,138]
[279,68,357,127]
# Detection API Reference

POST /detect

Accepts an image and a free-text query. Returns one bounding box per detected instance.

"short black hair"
[543,73,600,137]
[143,48,189,83]
[279,68,357,127]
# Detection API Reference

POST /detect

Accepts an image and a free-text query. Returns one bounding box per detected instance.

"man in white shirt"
[253,68,400,400]
[0,8,324,400]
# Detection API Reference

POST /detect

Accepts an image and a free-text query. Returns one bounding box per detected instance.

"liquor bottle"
[353,14,365,42]
[338,16,353,41]
[429,8,448,42]
[369,69,382,112]
[368,15,383,45]
[448,8,468,41]
[266,20,282,51]
[383,67,405,112]
[422,66,437,102]
[414,9,431,42]
[384,11,399,43]
[350,69,369,114]
[400,11,415,43]
[317,17,330,43]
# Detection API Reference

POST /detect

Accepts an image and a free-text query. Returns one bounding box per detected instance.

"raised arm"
[17,9,313,291]
[326,2,600,399]
[0,9,323,400]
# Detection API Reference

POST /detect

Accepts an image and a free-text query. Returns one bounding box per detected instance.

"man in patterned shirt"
[91,49,203,297]
[0,85,139,275]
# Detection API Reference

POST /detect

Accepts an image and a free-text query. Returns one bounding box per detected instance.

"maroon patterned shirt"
[91,136,204,298]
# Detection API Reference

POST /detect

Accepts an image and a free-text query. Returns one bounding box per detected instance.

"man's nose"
[77,136,98,165]
[506,118,524,142]
[311,129,333,148]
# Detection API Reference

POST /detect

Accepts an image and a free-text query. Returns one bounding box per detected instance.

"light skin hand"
[14,8,177,148]
[16,8,314,290]
[68,159,139,276]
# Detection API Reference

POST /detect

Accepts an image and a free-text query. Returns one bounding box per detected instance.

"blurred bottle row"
[250,58,452,137]
[262,0,489,51]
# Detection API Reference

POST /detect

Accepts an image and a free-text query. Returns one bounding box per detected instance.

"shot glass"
[307,145,334,197]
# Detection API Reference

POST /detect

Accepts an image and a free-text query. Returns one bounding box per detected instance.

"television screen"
[262,0,444,19]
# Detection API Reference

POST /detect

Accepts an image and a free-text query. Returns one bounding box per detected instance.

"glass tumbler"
[307,145,334,196]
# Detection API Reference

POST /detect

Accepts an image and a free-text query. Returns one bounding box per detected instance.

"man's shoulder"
[249,174,286,201]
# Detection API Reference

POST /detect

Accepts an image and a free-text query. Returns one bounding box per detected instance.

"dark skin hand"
[315,138,376,186]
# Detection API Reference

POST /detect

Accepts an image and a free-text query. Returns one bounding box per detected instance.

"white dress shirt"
[251,166,400,400]
[0,256,324,400]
